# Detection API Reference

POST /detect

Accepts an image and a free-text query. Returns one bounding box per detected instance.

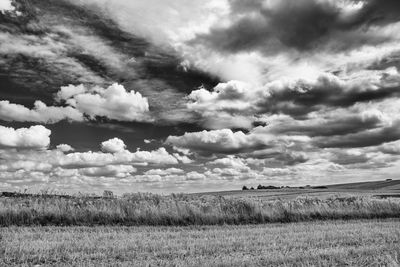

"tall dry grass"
[1,193,400,226]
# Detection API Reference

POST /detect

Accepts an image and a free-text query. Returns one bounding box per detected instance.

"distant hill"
[326,180,400,191]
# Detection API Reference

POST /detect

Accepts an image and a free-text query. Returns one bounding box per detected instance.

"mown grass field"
[1,219,399,266]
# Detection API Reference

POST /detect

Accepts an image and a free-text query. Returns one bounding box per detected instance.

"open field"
[194,179,400,200]
[1,181,400,266]
[1,219,399,266]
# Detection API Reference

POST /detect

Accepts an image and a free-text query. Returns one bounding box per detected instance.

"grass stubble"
[1,219,399,266]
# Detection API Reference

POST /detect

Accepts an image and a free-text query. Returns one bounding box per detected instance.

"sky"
[0,0,400,194]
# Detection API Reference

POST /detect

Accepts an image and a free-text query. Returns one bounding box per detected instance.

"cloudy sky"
[1,0,400,194]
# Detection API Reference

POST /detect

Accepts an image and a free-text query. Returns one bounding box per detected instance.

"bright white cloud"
[0,83,152,124]
[55,84,86,102]
[55,147,178,168]
[79,165,136,178]
[210,156,249,170]
[186,67,400,129]
[0,160,52,172]
[172,153,193,164]
[59,83,151,122]
[166,129,268,154]
[66,0,229,45]
[186,171,206,181]
[101,138,126,153]
[129,148,178,165]
[0,0,14,12]
[188,81,253,112]
[0,100,84,124]
[211,168,246,178]
[0,125,51,149]
[56,144,74,153]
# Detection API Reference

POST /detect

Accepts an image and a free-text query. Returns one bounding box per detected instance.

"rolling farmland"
[1,180,400,266]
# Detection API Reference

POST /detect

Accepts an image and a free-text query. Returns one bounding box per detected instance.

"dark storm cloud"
[248,150,309,166]
[258,80,400,118]
[269,114,383,138]
[352,0,400,26]
[0,1,109,103]
[326,147,398,169]
[375,141,400,155]
[192,0,400,54]
[328,150,370,165]
[315,120,400,148]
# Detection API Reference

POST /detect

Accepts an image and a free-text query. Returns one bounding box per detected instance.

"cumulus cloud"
[0,136,192,191]
[210,156,249,170]
[56,147,179,168]
[55,84,87,102]
[166,125,315,166]
[188,81,253,113]
[101,138,126,153]
[187,67,400,126]
[211,168,247,178]
[0,160,52,172]
[0,0,14,12]
[0,125,51,149]
[0,100,84,124]
[57,83,151,122]
[56,144,74,153]
[172,153,193,164]
[79,165,136,178]
[0,83,152,124]
[129,148,179,165]
[186,171,206,181]
[166,129,268,155]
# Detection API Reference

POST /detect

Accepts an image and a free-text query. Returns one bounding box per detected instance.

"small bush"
[102,190,114,198]
[257,185,280,190]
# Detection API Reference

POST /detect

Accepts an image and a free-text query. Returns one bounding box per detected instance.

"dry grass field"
[1,219,399,266]
[1,192,400,226]
[1,180,400,266]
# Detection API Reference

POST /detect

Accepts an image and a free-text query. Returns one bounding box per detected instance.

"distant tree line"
[242,185,328,190]
[242,185,281,190]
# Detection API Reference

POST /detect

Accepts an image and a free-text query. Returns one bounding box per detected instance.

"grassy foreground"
[1,193,400,226]
[1,219,399,266]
